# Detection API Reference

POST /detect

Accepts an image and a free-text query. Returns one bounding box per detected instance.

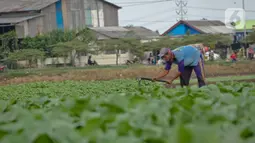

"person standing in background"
[147,53,153,64]
[248,47,254,60]
[209,50,214,61]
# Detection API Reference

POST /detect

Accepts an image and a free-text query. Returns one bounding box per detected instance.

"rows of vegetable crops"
[0,80,255,143]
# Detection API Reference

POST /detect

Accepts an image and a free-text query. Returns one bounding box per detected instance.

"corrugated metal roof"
[89,26,131,39]
[162,20,234,36]
[89,26,160,39]
[196,26,234,34]
[125,26,160,39]
[185,20,226,26]
[0,0,121,13]
[0,14,43,24]
[0,0,59,13]
[184,20,234,34]
[101,0,121,9]
[90,26,129,32]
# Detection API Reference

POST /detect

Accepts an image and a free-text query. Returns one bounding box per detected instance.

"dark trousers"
[180,58,206,88]
[232,59,237,63]
[248,53,254,60]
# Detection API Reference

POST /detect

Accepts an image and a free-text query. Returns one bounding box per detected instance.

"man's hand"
[152,77,157,82]
[153,70,169,82]
[166,80,173,85]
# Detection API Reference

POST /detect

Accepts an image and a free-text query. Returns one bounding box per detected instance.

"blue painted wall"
[166,23,201,36]
[55,0,64,29]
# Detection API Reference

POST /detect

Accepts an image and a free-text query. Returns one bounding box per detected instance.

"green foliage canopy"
[7,49,44,61]
[0,31,18,60]
[241,31,255,43]
[21,29,76,50]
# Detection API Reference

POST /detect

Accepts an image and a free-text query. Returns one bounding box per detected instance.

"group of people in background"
[147,43,210,65]
[230,46,255,63]
[147,53,158,65]
[147,43,255,65]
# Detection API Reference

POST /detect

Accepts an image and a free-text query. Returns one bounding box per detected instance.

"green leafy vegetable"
[0,80,254,143]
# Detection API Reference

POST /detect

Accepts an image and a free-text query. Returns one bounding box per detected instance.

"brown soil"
[0,62,255,86]
[163,78,255,88]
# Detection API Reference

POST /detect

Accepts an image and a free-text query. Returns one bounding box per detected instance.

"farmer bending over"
[153,46,206,88]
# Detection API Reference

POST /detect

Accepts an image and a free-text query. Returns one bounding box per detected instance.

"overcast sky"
[108,0,255,34]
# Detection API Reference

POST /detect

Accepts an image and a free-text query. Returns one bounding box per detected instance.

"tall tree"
[120,38,143,58]
[49,28,97,67]
[97,39,129,65]
[51,42,73,67]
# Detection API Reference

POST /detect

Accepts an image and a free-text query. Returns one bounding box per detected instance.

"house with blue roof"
[161,20,234,36]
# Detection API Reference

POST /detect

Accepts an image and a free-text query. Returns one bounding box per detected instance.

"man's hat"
[158,48,171,58]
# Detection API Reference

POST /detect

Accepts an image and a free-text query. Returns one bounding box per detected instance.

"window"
[71,10,80,29]
[85,7,93,27]
[70,0,81,29]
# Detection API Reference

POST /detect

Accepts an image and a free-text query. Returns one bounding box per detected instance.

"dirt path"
[0,63,255,86]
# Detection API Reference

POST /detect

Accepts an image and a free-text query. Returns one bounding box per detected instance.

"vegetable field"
[1,62,255,86]
[0,80,255,143]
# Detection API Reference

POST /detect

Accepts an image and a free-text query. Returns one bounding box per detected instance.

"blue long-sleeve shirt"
[164,46,201,73]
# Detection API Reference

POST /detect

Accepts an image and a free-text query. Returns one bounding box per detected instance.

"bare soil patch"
[0,62,255,86]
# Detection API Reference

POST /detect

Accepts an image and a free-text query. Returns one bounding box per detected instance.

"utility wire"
[65,1,172,8]
[120,0,173,7]
[124,10,177,26]
[187,6,255,12]
[187,14,225,20]
[120,13,235,23]
[121,20,176,22]
[112,1,255,12]
[123,8,176,22]
[114,0,173,4]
